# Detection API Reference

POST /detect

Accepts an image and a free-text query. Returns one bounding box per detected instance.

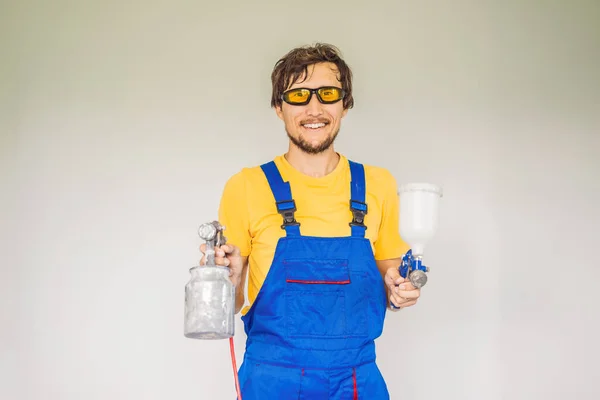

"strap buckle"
[349,200,368,228]
[276,200,300,229]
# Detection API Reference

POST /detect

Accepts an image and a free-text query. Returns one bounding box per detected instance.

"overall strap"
[260,161,301,236]
[348,160,368,238]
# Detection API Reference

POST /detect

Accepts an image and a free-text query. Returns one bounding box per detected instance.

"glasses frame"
[281,86,346,106]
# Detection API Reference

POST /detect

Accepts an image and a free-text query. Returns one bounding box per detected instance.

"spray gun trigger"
[216,224,227,247]
[217,233,227,247]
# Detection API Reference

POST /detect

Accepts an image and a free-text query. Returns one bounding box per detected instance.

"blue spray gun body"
[390,249,429,309]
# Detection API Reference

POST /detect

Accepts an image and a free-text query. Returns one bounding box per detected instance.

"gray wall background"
[2,0,599,399]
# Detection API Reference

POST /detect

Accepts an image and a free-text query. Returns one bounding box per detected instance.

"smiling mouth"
[301,122,328,130]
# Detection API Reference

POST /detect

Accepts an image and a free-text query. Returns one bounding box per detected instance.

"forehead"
[288,62,341,89]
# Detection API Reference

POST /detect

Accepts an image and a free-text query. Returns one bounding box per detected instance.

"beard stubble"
[286,125,340,155]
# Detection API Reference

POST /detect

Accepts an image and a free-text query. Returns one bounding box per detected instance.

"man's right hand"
[199,243,244,287]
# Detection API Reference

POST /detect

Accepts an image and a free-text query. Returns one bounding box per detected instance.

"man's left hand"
[384,267,421,309]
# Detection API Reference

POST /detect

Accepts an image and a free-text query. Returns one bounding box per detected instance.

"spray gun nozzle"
[398,249,429,289]
[198,221,227,266]
[198,221,226,243]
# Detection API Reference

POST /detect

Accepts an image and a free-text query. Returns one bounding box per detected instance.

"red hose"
[229,336,242,400]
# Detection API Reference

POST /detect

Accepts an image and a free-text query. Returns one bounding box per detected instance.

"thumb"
[385,267,404,286]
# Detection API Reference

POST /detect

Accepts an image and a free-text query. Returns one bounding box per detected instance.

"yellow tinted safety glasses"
[282,86,345,106]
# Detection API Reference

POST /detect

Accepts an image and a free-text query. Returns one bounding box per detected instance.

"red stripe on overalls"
[353,368,358,399]
[285,279,351,284]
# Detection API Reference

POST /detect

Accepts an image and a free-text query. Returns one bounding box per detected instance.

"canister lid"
[398,183,443,197]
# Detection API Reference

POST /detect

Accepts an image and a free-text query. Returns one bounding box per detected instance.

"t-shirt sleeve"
[218,170,252,257]
[373,170,410,260]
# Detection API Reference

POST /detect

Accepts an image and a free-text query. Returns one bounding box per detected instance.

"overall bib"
[237,159,389,399]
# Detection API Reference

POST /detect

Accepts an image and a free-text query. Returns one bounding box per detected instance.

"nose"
[305,93,324,116]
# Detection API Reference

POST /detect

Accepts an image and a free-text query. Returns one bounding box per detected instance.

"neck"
[284,145,340,178]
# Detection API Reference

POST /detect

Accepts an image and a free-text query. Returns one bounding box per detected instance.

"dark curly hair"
[270,43,354,110]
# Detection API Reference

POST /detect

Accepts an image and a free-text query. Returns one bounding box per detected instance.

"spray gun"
[399,249,429,289]
[391,183,442,309]
[184,220,243,399]
[184,220,234,340]
[197,221,228,266]
[391,249,430,310]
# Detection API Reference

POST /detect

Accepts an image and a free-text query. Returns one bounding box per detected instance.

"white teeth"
[303,123,326,129]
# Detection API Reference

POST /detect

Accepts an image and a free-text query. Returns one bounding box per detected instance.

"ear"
[275,104,284,120]
[342,108,349,118]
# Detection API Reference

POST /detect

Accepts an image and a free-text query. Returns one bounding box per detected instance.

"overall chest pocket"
[283,258,368,339]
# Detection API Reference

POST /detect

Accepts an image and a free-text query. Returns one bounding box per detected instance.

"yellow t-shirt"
[217,153,409,315]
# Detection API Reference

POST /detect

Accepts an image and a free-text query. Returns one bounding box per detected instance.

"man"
[202,43,421,399]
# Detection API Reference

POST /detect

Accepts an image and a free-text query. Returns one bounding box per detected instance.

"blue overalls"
[237,159,389,399]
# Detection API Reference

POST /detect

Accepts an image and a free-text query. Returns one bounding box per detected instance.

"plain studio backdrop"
[1,0,599,399]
